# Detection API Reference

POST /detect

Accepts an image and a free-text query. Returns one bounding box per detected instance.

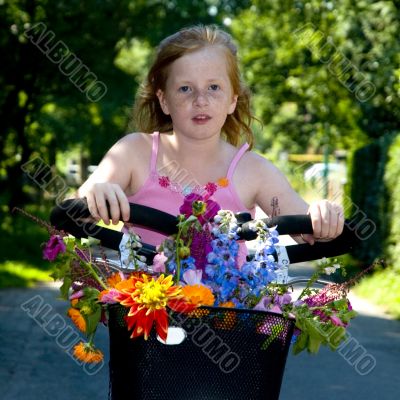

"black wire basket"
[108,304,295,400]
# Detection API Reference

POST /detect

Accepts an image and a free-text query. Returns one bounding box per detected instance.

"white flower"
[324,264,341,275]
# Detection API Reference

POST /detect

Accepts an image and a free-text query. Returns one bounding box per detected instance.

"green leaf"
[292,331,308,355]
[327,327,347,351]
[83,304,102,336]
[83,287,101,302]
[59,276,72,300]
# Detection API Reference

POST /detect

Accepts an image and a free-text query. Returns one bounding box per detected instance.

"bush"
[383,135,400,272]
[346,133,396,265]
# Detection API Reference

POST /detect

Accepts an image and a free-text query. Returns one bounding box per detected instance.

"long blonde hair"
[132,25,256,148]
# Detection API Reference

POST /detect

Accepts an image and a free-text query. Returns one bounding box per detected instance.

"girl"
[77,25,344,254]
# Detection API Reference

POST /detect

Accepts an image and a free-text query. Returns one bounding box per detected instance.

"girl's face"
[157,46,238,141]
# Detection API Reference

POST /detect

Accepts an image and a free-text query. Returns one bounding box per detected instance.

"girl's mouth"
[192,114,211,124]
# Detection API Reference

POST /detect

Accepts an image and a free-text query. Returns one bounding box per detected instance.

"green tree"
[0,0,250,209]
[231,0,400,156]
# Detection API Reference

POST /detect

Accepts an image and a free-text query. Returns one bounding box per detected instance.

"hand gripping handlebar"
[50,199,359,265]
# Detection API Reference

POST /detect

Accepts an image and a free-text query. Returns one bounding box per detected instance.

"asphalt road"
[1,269,399,400]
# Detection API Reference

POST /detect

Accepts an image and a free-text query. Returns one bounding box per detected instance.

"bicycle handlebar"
[50,199,359,265]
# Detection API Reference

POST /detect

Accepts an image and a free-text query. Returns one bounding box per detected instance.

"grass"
[0,260,52,288]
[354,267,400,319]
[0,204,124,289]
[0,205,53,289]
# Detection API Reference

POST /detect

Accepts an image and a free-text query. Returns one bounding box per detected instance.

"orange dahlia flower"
[67,307,86,333]
[73,341,103,363]
[182,284,215,306]
[107,272,123,288]
[118,274,195,341]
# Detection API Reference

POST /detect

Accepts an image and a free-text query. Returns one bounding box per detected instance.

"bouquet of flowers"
[40,192,357,363]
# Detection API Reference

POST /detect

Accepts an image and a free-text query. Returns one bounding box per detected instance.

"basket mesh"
[108,305,294,400]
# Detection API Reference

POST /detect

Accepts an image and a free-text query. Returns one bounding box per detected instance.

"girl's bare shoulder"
[238,150,282,180]
[119,132,152,150]
[109,132,151,162]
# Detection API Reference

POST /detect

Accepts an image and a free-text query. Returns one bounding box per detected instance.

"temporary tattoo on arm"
[271,196,280,217]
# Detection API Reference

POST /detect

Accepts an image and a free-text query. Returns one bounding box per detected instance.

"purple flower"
[179,193,220,225]
[43,235,66,261]
[274,293,292,306]
[254,296,273,311]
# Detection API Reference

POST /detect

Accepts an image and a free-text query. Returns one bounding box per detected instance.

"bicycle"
[50,199,357,400]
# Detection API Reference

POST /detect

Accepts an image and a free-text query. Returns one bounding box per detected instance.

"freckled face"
[157,46,238,140]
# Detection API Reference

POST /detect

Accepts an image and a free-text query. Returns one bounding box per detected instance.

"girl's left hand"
[301,200,345,245]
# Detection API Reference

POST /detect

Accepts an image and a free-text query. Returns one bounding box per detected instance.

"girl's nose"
[193,89,209,107]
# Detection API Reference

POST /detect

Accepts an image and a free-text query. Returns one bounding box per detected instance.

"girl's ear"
[228,94,238,115]
[156,89,170,115]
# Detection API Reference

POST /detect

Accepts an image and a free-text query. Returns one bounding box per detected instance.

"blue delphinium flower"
[196,209,281,307]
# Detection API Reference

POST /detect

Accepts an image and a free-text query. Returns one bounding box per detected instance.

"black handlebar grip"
[239,215,313,240]
[239,214,359,263]
[285,225,358,264]
[49,200,359,263]
[50,199,178,235]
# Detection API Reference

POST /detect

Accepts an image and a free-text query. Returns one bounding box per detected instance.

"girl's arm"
[251,155,344,244]
[77,133,147,225]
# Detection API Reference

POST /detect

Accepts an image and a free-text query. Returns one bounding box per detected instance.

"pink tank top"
[125,132,255,265]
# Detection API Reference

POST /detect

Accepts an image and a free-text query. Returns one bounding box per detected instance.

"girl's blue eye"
[209,84,220,91]
[179,86,191,93]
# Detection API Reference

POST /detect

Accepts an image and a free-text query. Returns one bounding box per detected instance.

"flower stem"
[68,249,108,290]
[175,230,182,284]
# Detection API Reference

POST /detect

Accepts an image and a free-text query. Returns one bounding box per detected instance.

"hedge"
[346,133,397,265]
[383,134,400,271]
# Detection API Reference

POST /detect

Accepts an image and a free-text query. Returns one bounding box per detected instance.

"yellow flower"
[67,307,86,333]
[118,273,193,341]
[133,274,182,311]
[73,342,103,363]
[182,284,215,306]
[192,200,207,216]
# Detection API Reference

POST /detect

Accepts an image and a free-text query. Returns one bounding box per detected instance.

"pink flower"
[204,182,218,198]
[182,269,203,285]
[70,290,84,300]
[152,253,167,273]
[330,314,346,327]
[43,235,66,261]
[158,176,170,188]
[99,288,120,304]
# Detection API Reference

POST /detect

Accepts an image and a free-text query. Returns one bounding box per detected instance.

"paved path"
[280,264,400,400]
[1,267,399,400]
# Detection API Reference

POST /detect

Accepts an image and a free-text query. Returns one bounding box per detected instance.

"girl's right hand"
[78,182,130,225]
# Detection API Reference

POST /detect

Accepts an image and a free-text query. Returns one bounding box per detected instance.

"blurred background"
[1,0,399,318]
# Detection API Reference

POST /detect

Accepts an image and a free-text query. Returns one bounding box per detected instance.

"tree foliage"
[231,0,400,155]
[2,0,400,211]
[0,0,250,208]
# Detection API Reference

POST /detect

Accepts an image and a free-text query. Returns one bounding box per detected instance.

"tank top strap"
[227,142,249,179]
[149,131,160,173]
